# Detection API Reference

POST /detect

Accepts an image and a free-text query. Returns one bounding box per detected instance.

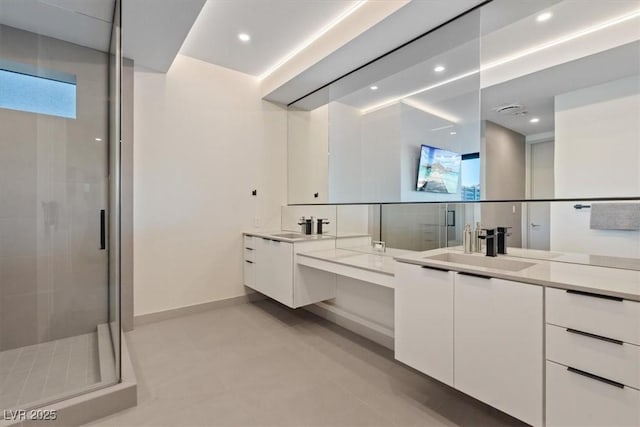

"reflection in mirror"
[327,7,481,203]
[288,8,482,204]
[287,0,640,204]
[334,205,379,250]
[379,204,446,251]
[287,104,329,204]
[281,205,337,235]
[286,198,638,270]
[444,200,640,271]
[480,0,640,201]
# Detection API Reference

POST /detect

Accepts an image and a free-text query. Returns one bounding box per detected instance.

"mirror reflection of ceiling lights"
[358,6,640,118]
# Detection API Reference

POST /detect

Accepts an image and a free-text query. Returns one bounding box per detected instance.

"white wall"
[358,103,402,202]
[551,75,640,256]
[287,105,328,204]
[328,102,364,203]
[134,55,287,316]
[329,101,478,203]
[481,121,526,247]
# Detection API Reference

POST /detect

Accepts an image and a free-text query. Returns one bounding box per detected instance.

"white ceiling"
[0,0,207,72]
[123,0,206,72]
[180,0,361,77]
[0,0,114,51]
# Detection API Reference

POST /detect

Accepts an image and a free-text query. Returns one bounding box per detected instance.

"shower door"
[0,0,121,415]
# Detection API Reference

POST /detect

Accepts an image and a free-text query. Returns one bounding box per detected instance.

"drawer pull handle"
[458,271,491,280]
[567,367,624,389]
[245,247,254,251]
[566,289,623,302]
[421,265,449,272]
[245,260,253,264]
[566,328,623,346]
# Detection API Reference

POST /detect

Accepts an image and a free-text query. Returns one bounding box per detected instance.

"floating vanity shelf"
[296,249,396,288]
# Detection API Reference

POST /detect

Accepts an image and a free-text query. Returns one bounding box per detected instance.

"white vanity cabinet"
[243,234,336,308]
[395,263,454,386]
[254,237,294,306]
[454,273,543,427]
[243,235,256,288]
[545,287,640,427]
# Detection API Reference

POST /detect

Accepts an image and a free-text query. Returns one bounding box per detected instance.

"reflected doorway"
[528,140,554,250]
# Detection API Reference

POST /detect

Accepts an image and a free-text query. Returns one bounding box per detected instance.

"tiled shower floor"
[0,332,100,411]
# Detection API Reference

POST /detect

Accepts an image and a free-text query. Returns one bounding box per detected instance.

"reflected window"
[461,152,480,200]
[0,69,76,119]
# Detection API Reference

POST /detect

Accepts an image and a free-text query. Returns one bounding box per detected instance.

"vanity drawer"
[546,287,640,345]
[546,360,640,427]
[546,324,640,389]
[243,235,255,249]
[243,259,255,287]
[244,247,255,261]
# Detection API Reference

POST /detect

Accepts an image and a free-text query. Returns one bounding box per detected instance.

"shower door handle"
[100,209,106,250]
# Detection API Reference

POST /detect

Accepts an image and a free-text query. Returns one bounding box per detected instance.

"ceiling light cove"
[370,85,379,91]
[361,69,479,114]
[258,0,368,80]
[536,12,553,22]
[238,33,251,42]
[434,65,446,73]
[484,8,640,71]
[530,117,540,123]
[400,99,461,123]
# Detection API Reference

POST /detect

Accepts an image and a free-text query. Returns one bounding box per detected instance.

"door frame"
[523,133,554,248]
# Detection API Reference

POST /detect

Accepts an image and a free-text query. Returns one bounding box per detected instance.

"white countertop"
[395,248,640,302]
[297,247,414,276]
[243,230,336,243]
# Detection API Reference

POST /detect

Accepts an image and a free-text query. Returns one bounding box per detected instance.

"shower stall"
[0,0,122,415]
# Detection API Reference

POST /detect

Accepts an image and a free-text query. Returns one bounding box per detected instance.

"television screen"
[416,145,461,193]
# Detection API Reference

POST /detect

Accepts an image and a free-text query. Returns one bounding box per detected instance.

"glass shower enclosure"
[0,0,122,415]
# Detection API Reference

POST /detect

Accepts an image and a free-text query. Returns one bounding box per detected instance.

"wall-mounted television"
[416,144,461,193]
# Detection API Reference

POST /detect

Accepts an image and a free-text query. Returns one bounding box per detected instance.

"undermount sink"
[270,233,306,239]
[425,252,536,272]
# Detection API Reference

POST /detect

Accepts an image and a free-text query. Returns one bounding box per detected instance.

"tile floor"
[88,300,526,426]
[0,332,100,411]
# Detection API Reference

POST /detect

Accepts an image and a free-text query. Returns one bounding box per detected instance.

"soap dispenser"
[474,222,483,253]
[464,224,472,254]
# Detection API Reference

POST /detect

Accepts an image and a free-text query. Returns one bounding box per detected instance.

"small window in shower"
[0,60,76,119]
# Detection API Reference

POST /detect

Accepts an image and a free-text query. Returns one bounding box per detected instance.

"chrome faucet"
[478,228,498,257]
[497,226,512,255]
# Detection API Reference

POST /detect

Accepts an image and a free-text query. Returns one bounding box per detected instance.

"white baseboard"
[133,292,266,327]
[305,302,394,350]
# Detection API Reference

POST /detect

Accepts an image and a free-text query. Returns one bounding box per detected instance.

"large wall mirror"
[287,0,640,205]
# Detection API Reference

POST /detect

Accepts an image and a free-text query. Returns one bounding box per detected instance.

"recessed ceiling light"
[434,65,446,73]
[530,117,540,123]
[95,138,102,141]
[238,33,251,42]
[370,85,378,91]
[536,12,553,22]
[450,131,457,135]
